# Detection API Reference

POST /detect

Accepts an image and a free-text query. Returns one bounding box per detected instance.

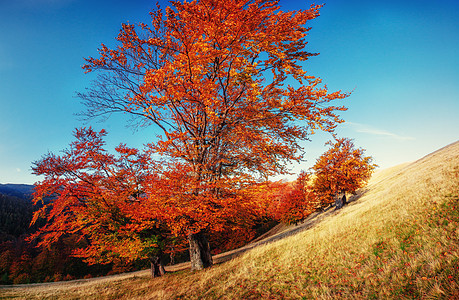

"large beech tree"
[74,0,348,270]
[312,138,377,208]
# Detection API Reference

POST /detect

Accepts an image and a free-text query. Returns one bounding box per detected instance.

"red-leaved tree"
[30,128,175,277]
[263,172,319,225]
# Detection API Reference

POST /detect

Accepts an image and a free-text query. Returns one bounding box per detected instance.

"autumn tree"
[76,0,348,270]
[31,128,172,277]
[312,138,377,208]
[261,171,319,225]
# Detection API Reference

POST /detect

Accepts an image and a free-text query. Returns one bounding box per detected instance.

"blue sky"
[0,0,458,184]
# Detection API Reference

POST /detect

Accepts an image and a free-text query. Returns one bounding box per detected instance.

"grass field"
[1,141,458,299]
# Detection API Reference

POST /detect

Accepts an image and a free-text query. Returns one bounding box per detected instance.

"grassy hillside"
[1,141,458,299]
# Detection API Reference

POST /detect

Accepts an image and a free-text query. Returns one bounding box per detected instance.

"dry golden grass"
[2,141,458,299]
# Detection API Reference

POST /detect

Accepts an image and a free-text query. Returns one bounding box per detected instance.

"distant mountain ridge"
[0,184,34,201]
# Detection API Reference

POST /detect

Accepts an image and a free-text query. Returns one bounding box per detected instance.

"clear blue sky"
[1,0,458,184]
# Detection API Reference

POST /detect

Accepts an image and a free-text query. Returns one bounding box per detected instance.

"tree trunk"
[335,193,346,209]
[169,251,175,266]
[188,231,213,271]
[335,193,343,209]
[150,255,165,278]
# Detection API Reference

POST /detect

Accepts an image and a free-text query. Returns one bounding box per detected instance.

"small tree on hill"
[76,0,348,270]
[312,138,377,208]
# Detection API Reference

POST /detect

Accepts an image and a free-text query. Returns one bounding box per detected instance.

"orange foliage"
[131,159,264,248]
[79,0,347,185]
[312,138,377,206]
[30,128,171,265]
[258,172,319,225]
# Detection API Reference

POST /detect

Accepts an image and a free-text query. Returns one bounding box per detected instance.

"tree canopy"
[79,0,347,182]
[312,138,378,207]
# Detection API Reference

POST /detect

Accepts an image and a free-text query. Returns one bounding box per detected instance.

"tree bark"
[188,231,213,271]
[335,193,347,209]
[150,255,166,278]
[335,193,343,209]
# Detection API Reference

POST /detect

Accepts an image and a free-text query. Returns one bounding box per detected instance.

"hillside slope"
[1,141,458,299]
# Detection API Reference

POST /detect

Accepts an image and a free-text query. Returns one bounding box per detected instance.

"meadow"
[1,141,458,299]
